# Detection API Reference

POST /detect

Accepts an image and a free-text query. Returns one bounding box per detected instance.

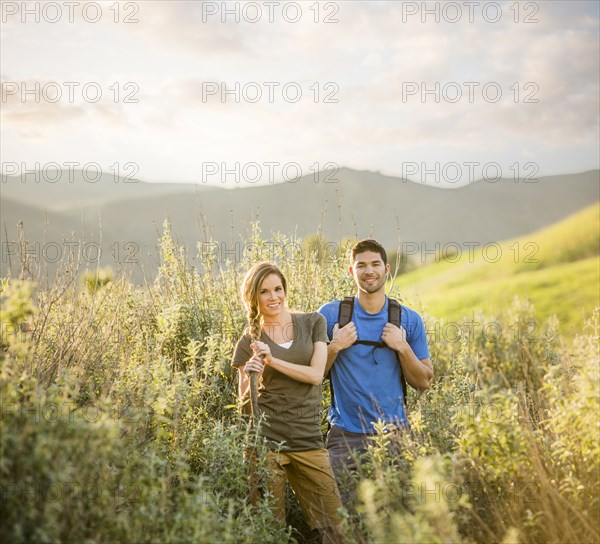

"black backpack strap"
[388,298,408,407]
[327,297,355,378]
[355,340,385,347]
[337,296,354,328]
[327,297,355,434]
[328,297,408,420]
[388,298,401,328]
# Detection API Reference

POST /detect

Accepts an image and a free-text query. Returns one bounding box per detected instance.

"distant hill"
[0,196,127,279]
[1,167,598,282]
[1,169,218,211]
[397,203,600,338]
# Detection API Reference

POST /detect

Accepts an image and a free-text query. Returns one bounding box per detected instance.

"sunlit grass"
[2,217,599,544]
[395,203,600,338]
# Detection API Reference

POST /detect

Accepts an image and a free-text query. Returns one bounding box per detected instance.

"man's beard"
[359,276,385,293]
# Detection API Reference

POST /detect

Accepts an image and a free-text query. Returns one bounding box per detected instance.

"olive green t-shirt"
[232,312,328,452]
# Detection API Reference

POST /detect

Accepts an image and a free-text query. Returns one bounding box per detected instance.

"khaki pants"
[266,449,342,530]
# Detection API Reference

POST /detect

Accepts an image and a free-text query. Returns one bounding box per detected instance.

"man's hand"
[381,323,409,354]
[331,322,358,353]
[382,323,433,390]
[324,322,357,374]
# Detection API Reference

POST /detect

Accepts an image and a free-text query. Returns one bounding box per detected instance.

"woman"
[232,262,343,542]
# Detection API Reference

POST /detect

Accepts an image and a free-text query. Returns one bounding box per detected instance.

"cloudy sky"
[1,0,599,186]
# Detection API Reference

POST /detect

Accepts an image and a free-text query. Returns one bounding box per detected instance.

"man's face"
[350,250,390,294]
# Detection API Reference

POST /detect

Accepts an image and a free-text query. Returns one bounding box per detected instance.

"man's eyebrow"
[355,259,383,265]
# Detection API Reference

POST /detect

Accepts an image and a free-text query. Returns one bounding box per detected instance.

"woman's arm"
[251,340,327,386]
[237,354,265,398]
[238,367,249,398]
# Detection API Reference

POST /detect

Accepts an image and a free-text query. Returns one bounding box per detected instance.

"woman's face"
[257,273,286,318]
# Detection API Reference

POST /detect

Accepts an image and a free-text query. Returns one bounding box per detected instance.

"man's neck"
[356,290,386,314]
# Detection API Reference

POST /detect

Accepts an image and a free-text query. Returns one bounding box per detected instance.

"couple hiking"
[232,239,433,543]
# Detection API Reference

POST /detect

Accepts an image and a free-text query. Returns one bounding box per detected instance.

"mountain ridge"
[2,168,598,281]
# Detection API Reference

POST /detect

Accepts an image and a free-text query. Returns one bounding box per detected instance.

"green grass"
[2,221,599,544]
[395,203,600,338]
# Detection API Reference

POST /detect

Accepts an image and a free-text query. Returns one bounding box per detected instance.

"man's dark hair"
[351,239,388,266]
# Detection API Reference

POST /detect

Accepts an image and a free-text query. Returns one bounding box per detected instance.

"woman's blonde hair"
[241,261,288,341]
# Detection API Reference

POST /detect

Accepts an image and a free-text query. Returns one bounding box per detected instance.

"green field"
[395,203,600,338]
[2,215,599,544]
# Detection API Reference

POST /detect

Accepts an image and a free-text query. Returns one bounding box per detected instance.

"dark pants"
[326,424,405,508]
[326,425,376,508]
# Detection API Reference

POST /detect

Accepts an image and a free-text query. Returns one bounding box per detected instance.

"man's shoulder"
[317,300,342,317]
[396,302,424,322]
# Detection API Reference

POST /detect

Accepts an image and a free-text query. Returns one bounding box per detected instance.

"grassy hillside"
[396,203,600,337]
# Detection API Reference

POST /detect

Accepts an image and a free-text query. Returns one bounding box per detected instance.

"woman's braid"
[247,305,262,342]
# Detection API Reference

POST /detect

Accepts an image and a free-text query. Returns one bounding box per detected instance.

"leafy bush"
[1,226,598,544]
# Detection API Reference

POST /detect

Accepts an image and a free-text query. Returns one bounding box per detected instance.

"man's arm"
[398,352,433,391]
[324,322,357,374]
[382,323,433,390]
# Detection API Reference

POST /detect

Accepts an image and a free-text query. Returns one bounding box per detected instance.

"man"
[318,238,433,504]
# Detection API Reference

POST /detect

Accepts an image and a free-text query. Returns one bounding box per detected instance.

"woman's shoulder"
[232,331,253,367]
[292,311,326,327]
[234,331,252,349]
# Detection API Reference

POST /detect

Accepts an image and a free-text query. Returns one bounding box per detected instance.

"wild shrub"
[1,225,597,544]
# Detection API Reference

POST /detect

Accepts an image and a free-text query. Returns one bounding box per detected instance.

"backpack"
[335,296,408,406]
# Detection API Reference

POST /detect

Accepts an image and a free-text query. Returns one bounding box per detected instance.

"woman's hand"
[243,354,266,375]
[250,341,272,365]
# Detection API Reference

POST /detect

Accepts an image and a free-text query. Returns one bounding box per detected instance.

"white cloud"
[1,1,598,182]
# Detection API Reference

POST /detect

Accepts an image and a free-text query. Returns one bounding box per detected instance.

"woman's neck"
[262,308,292,326]
[262,309,293,343]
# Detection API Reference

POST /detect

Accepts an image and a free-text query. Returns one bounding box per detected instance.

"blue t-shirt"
[318,297,430,434]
